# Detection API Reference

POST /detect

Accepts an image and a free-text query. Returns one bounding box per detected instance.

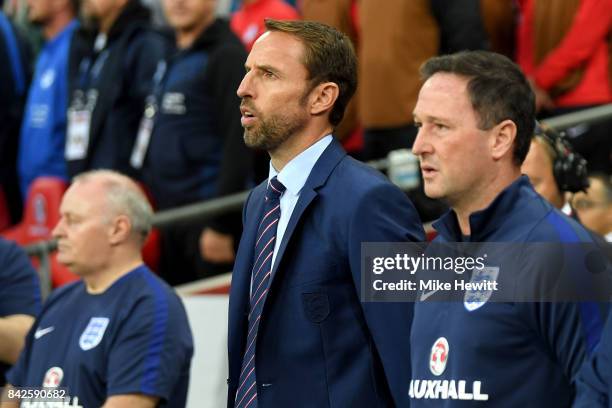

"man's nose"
[237,71,253,99]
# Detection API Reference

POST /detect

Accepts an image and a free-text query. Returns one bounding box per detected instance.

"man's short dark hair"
[264,19,357,127]
[420,50,535,166]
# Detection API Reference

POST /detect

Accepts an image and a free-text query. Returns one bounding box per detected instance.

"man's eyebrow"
[254,64,281,75]
[413,113,449,122]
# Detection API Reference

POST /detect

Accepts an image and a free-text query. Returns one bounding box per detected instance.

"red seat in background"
[1,177,67,245]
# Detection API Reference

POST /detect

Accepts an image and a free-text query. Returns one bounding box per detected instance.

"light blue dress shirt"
[268,135,333,269]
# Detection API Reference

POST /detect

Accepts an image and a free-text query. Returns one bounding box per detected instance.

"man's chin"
[56,253,72,266]
[243,130,263,150]
[423,184,444,200]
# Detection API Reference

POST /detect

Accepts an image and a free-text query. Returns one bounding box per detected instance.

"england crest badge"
[464,266,499,312]
[79,317,110,351]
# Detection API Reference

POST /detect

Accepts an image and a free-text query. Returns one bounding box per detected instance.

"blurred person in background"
[0,9,30,225]
[516,0,612,175]
[230,0,298,52]
[136,0,252,284]
[521,122,589,217]
[141,0,166,26]
[17,0,79,198]
[1,170,193,408]
[3,0,44,57]
[0,237,40,386]
[65,0,166,179]
[358,0,489,161]
[572,173,612,241]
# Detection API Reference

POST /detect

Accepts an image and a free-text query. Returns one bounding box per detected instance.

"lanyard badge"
[65,89,98,161]
[130,60,168,169]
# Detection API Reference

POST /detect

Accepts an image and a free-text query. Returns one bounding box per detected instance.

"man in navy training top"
[0,238,41,386]
[409,50,607,407]
[575,310,612,407]
[2,170,193,408]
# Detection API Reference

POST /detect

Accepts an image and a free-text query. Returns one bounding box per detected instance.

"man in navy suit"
[227,19,425,408]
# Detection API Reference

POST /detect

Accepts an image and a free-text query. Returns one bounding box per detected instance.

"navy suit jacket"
[228,139,425,407]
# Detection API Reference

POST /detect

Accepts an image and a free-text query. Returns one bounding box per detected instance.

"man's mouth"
[420,164,438,178]
[240,106,257,126]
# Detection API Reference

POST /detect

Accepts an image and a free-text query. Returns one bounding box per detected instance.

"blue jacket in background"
[18,20,78,198]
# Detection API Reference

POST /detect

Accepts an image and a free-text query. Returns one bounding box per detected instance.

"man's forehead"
[423,72,470,95]
[61,181,105,211]
[415,73,472,117]
[248,31,304,63]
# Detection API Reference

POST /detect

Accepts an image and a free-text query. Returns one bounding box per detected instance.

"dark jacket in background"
[0,12,31,223]
[142,19,250,214]
[66,0,166,179]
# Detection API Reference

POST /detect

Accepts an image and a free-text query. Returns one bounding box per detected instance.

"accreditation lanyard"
[65,43,110,161]
[130,59,168,169]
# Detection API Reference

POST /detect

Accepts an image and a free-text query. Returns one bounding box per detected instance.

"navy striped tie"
[235,176,286,408]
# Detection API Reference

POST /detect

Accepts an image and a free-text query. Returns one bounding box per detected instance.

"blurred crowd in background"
[0,0,610,287]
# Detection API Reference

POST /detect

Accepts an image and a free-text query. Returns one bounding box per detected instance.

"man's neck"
[84,256,143,294]
[43,13,74,40]
[453,169,521,236]
[269,125,333,172]
[175,16,215,49]
[99,6,124,34]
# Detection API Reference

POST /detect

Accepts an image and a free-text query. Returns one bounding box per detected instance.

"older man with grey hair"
[1,170,193,408]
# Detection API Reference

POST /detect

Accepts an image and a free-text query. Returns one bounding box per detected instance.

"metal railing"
[22,104,612,294]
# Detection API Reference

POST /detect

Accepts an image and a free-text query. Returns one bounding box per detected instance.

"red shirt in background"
[231,0,300,51]
[516,0,612,107]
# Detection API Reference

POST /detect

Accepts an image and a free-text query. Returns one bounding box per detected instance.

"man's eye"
[65,216,80,226]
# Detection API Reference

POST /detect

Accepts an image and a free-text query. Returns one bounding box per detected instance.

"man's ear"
[491,119,517,161]
[108,214,132,246]
[309,82,339,116]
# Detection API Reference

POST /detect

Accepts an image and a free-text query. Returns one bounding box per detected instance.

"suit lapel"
[228,183,266,377]
[230,140,347,378]
[270,139,347,280]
